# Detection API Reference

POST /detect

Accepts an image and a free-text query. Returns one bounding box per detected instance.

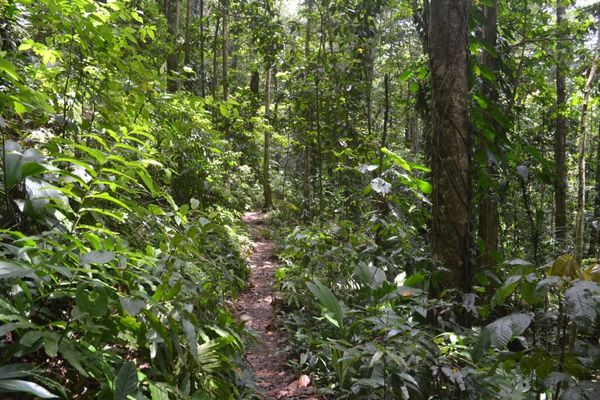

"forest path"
[237,212,318,399]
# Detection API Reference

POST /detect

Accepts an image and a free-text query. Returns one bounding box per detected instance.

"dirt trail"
[237,212,317,399]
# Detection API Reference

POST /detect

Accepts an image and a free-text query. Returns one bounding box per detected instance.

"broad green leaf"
[0,379,58,398]
[114,362,138,400]
[76,284,91,313]
[0,364,33,379]
[491,274,521,307]
[219,103,230,118]
[414,178,432,194]
[487,313,532,348]
[0,58,19,81]
[3,140,24,191]
[307,280,344,329]
[149,384,169,400]
[183,319,200,365]
[370,178,391,195]
[473,313,533,360]
[90,287,109,317]
[0,261,35,280]
[80,251,115,265]
[88,192,131,211]
[381,147,411,171]
[354,262,386,288]
[565,280,600,328]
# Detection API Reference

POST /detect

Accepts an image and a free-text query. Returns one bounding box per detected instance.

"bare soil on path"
[237,212,318,400]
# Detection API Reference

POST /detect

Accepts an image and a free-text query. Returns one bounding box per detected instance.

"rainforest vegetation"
[1,0,600,398]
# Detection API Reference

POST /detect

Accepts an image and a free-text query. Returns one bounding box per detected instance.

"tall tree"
[184,0,194,67]
[221,0,229,100]
[554,1,568,248]
[588,124,600,256]
[198,0,206,96]
[574,17,600,263]
[302,0,313,217]
[477,1,499,273]
[263,67,274,208]
[429,0,471,294]
[211,15,221,99]
[166,0,181,91]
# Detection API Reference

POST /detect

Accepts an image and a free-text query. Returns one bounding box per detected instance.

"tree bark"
[166,0,181,92]
[477,1,499,273]
[263,67,274,209]
[198,0,206,96]
[588,123,600,257]
[429,0,471,295]
[554,1,568,248]
[575,18,600,264]
[211,15,221,99]
[379,73,390,169]
[184,0,193,66]
[302,0,313,217]
[221,0,229,101]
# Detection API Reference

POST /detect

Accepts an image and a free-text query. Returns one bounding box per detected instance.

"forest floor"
[237,212,318,399]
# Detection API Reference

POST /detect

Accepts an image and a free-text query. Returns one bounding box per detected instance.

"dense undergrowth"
[3,0,600,399]
[0,0,264,398]
[272,212,600,399]
[268,150,600,399]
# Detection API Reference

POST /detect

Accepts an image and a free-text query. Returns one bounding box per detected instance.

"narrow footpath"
[237,212,318,399]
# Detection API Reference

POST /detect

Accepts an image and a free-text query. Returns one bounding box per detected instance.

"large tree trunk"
[429,0,471,295]
[554,1,568,248]
[477,2,499,273]
[575,18,600,263]
[263,67,274,209]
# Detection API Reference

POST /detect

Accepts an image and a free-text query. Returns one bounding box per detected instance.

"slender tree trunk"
[166,0,181,91]
[379,73,390,169]
[429,0,471,295]
[477,1,499,273]
[316,11,325,212]
[198,0,206,96]
[263,67,274,209]
[554,1,568,248]
[211,15,221,99]
[588,123,600,257]
[221,0,229,101]
[575,18,600,263]
[302,0,313,217]
[184,0,193,66]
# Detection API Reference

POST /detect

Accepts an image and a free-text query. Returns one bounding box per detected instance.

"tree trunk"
[429,0,471,295]
[379,73,390,169]
[302,0,313,217]
[588,124,600,257]
[166,0,180,92]
[477,1,499,273]
[263,67,274,209]
[198,0,206,96]
[211,15,221,99]
[575,18,600,264]
[221,0,229,101]
[184,0,193,66]
[554,1,568,248]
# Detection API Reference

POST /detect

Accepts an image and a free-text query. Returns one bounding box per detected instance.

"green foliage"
[0,0,258,398]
